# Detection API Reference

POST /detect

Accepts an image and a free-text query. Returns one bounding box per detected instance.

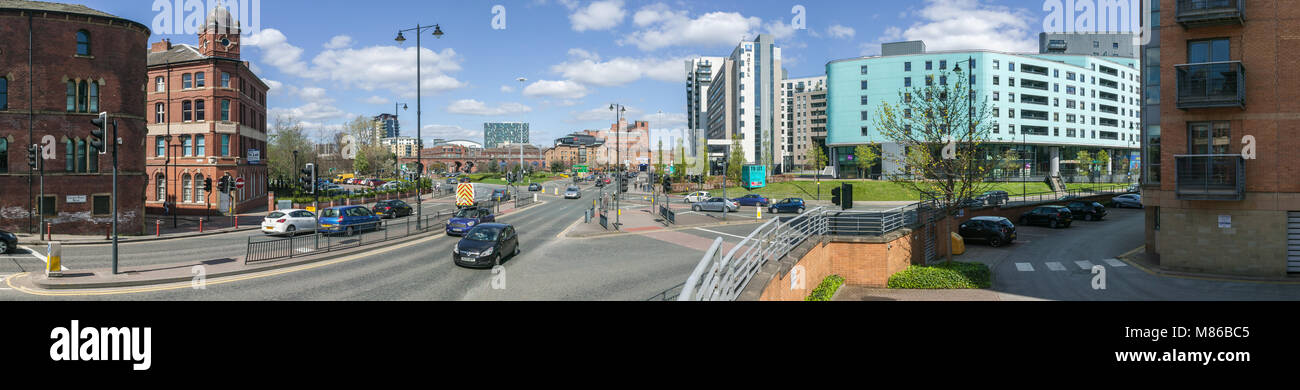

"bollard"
[199,218,205,233]
[533,194,537,203]
[46,222,51,238]
[105,225,111,240]
[156,220,162,237]
[46,241,62,277]
[757,207,761,219]
[233,215,238,229]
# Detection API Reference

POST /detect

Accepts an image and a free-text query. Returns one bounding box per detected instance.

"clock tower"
[198,5,241,59]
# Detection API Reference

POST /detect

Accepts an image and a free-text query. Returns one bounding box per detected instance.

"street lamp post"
[396,23,444,229]
[610,103,626,227]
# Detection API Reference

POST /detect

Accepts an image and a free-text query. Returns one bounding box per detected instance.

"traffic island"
[561,204,769,239]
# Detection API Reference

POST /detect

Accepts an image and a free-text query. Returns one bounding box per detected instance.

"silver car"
[564,186,582,199]
[1112,194,1142,208]
[692,197,738,212]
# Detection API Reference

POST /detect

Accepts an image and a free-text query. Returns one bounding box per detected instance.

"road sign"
[235,177,246,189]
[574,165,588,173]
[456,183,475,207]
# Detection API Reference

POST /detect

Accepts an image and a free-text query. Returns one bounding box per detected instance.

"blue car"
[767,198,806,214]
[446,206,496,236]
[731,194,770,207]
[317,205,382,235]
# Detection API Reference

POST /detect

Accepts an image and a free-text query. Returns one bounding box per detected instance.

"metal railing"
[1176,61,1245,109]
[1175,154,1245,200]
[246,210,453,264]
[1176,0,1244,27]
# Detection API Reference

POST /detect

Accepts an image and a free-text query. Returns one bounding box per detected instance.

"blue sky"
[84,0,1079,147]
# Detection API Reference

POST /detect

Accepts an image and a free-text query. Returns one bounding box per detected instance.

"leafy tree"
[267,115,313,187]
[656,139,666,176]
[726,134,745,187]
[352,147,369,174]
[874,67,994,264]
[1076,150,1092,176]
[1095,150,1110,176]
[854,143,880,180]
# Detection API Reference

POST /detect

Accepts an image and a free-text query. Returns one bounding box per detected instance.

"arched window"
[182,173,192,203]
[0,138,8,173]
[156,173,166,201]
[88,82,99,113]
[75,139,86,173]
[195,72,205,88]
[75,30,90,56]
[182,100,192,121]
[195,100,205,121]
[181,135,192,156]
[66,81,76,112]
[65,139,74,171]
[182,73,192,89]
[195,173,205,202]
[156,136,166,157]
[155,103,165,123]
[155,76,165,92]
[77,81,87,112]
[0,76,8,110]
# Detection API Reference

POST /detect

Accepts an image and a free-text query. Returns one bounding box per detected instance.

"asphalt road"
[958,207,1300,300]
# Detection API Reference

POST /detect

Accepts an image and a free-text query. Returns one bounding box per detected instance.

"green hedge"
[805,275,846,301]
[887,262,991,289]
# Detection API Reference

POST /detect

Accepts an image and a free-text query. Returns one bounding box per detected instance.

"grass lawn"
[674,180,1129,202]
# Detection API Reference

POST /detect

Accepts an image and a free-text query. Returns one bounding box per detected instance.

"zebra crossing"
[1014,258,1128,272]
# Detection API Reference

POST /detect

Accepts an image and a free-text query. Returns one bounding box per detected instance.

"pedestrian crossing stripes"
[1045,262,1066,271]
[1015,262,1034,272]
[1103,258,1127,267]
[1074,260,1095,270]
[1010,259,1130,273]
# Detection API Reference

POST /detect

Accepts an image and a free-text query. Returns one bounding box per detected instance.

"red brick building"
[145,6,268,216]
[0,1,150,235]
[402,144,545,174]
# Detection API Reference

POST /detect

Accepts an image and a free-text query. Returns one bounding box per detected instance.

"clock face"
[220,38,231,47]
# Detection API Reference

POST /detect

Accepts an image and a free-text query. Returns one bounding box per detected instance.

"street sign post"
[235,177,246,190]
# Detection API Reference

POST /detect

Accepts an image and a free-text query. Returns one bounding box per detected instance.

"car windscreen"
[465,227,500,241]
[567,187,579,191]
[266,212,285,219]
[454,209,479,218]
[320,209,340,218]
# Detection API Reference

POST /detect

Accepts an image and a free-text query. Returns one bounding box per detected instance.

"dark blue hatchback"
[767,198,806,214]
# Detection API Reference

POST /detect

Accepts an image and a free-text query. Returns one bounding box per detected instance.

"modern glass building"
[826,41,1142,181]
[483,122,529,149]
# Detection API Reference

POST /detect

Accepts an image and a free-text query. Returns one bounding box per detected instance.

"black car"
[528,183,542,191]
[975,190,1009,206]
[372,200,413,219]
[958,216,1016,247]
[0,229,16,254]
[1019,206,1073,228]
[1065,201,1108,221]
[453,223,520,268]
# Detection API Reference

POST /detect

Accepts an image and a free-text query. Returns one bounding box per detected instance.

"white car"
[683,191,711,203]
[261,209,318,236]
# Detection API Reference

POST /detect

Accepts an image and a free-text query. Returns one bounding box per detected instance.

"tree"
[267,115,313,188]
[997,148,1021,179]
[726,134,745,187]
[853,143,879,180]
[352,147,369,174]
[1076,150,1092,177]
[656,139,666,176]
[874,67,994,264]
[1095,150,1111,177]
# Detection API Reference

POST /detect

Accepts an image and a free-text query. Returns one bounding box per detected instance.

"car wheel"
[769,207,776,214]
[988,237,1002,248]
[346,226,356,236]
[286,225,297,236]
[0,241,8,254]
[799,207,805,213]
[1049,220,1058,229]
[692,205,701,212]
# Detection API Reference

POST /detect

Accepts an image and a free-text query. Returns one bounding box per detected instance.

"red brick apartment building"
[1144,0,1300,276]
[0,1,150,235]
[146,6,269,215]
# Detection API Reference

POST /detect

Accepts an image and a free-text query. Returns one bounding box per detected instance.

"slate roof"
[147,44,207,67]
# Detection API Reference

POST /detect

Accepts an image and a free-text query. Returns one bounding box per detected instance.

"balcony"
[1175,154,1245,200]
[1176,61,1245,109]
[1176,0,1244,28]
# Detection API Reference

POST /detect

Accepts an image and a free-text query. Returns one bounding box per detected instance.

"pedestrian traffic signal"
[831,187,841,206]
[203,178,212,193]
[841,183,854,210]
[27,144,39,169]
[89,112,108,155]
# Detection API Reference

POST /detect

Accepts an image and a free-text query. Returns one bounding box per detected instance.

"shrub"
[887,262,991,289]
[805,275,846,301]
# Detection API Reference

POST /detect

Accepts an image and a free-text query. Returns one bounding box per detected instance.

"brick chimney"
[150,39,172,53]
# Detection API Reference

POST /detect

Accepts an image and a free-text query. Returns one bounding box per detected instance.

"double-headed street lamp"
[395,23,443,228]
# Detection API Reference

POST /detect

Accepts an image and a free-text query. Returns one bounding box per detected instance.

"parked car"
[372,200,413,219]
[683,191,711,203]
[1112,194,1142,208]
[731,194,770,207]
[0,229,17,254]
[1066,201,1108,221]
[975,190,1010,205]
[957,197,984,208]
[768,198,806,214]
[460,177,471,183]
[593,179,605,187]
[446,207,496,236]
[453,223,520,268]
[261,209,318,236]
[528,183,542,191]
[1127,183,1140,194]
[692,197,738,212]
[1058,194,1081,201]
[564,186,582,199]
[446,178,460,185]
[317,206,381,235]
[491,189,511,202]
[1019,206,1073,228]
[959,216,1017,247]
[367,179,387,187]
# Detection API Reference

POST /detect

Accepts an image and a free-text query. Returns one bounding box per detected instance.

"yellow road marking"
[1118,246,1300,285]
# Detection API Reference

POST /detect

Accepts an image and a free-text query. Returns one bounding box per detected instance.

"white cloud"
[570,0,626,32]
[620,6,762,51]
[500,85,515,93]
[445,99,533,116]
[569,105,645,123]
[558,0,579,10]
[827,24,856,39]
[363,96,389,104]
[297,87,330,101]
[269,101,348,122]
[549,50,689,87]
[323,35,353,49]
[881,0,1037,53]
[764,19,797,41]
[264,79,293,97]
[422,124,483,140]
[523,80,589,99]
[245,28,309,75]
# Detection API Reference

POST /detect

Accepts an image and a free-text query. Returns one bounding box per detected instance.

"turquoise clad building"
[825,41,1141,181]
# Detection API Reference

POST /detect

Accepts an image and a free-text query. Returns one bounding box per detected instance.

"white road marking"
[1014,262,1035,272]
[1045,262,1066,271]
[20,245,68,271]
[1074,260,1095,270]
[694,228,749,240]
[1103,258,1127,267]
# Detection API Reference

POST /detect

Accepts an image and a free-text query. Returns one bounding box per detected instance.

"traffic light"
[831,186,842,206]
[27,144,39,170]
[203,178,212,193]
[301,163,316,194]
[218,176,230,193]
[89,112,108,155]
[841,183,854,210]
[618,176,628,193]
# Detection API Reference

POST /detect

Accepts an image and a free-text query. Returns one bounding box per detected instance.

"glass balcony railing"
[1175,154,1245,200]
[1177,0,1244,28]
[1176,61,1245,109]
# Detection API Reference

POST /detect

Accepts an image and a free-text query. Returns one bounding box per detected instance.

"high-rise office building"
[686,56,725,158]
[704,34,783,173]
[373,113,400,140]
[483,122,529,149]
